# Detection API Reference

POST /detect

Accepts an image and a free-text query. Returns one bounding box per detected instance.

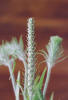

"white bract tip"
[46,36,63,69]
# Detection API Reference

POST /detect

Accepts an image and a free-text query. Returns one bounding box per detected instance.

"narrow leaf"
[34,76,40,86]
[37,68,47,89]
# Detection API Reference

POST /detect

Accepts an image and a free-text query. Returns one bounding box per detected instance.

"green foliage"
[34,76,40,86]
[32,68,46,100]
[33,89,43,100]
[33,68,46,90]
[37,68,47,89]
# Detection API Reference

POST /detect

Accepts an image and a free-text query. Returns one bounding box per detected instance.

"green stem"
[43,68,51,99]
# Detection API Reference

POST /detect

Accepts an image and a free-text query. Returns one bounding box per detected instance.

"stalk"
[43,67,51,99]
[8,62,16,99]
[27,18,35,100]
[8,61,20,100]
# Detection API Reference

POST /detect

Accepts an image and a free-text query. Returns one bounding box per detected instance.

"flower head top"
[46,36,63,69]
[4,36,25,61]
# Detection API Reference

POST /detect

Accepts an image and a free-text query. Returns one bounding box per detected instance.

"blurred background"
[0,0,68,100]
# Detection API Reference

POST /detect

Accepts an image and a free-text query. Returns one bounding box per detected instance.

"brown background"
[0,0,68,100]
